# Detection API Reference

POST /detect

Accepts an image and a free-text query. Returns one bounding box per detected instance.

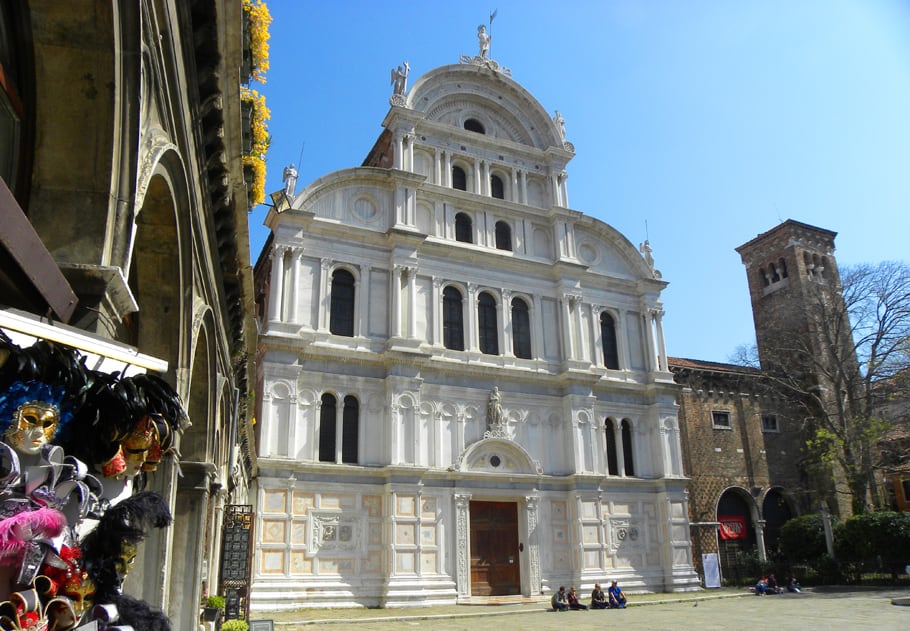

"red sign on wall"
[718,515,747,540]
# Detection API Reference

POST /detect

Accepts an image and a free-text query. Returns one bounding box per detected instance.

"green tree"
[779,513,828,563]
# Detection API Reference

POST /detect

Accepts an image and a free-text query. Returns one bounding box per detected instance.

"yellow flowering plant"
[241,87,271,206]
[243,0,272,83]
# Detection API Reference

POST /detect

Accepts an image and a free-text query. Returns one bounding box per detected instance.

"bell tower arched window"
[455,212,473,243]
[330,269,355,336]
[443,286,465,351]
[601,312,620,369]
[478,292,499,355]
[511,297,531,359]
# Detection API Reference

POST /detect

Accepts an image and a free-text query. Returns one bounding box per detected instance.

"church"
[250,31,699,609]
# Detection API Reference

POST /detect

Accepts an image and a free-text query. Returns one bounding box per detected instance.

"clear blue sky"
[249,0,910,364]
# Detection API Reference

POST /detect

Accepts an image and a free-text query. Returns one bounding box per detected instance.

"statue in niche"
[487,387,504,428]
[390,61,410,96]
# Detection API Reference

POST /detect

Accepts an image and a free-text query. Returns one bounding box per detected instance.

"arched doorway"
[762,488,794,557]
[716,489,757,582]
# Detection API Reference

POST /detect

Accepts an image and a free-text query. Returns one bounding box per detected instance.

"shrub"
[221,621,249,631]
[203,595,225,609]
[779,513,829,563]
[835,511,910,578]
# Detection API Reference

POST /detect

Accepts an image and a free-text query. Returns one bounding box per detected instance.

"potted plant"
[202,595,225,622]
[221,621,250,631]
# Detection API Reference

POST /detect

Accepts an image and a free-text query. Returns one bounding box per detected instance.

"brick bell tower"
[736,219,854,516]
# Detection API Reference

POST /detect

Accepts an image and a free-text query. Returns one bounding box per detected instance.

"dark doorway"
[470,501,520,596]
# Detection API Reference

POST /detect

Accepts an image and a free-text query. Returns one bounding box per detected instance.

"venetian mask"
[120,416,159,477]
[8,401,58,455]
[115,542,137,580]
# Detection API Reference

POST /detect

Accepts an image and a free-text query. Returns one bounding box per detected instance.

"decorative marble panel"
[369,524,382,545]
[612,502,631,514]
[670,501,686,519]
[551,501,566,519]
[363,551,382,574]
[264,490,287,513]
[421,497,437,518]
[262,520,287,544]
[289,551,313,575]
[553,528,566,543]
[584,550,600,569]
[291,520,307,544]
[292,492,314,515]
[320,496,341,509]
[362,495,382,517]
[396,551,416,573]
[582,525,600,544]
[580,500,597,519]
[261,550,285,574]
[396,523,416,545]
[306,511,366,557]
[421,551,437,573]
[610,517,644,553]
[420,525,436,545]
[397,495,416,516]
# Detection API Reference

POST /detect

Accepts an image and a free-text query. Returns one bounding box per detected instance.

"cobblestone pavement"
[252,587,910,630]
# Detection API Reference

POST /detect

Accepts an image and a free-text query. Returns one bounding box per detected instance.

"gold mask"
[8,401,58,455]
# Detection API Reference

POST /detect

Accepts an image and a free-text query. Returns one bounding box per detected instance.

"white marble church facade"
[250,43,699,610]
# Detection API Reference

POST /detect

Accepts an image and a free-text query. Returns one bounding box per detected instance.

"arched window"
[330,269,355,336]
[455,212,473,243]
[605,418,619,475]
[511,297,531,359]
[341,395,359,464]
[600,312,620,369]
[759,267,770,287]
[464,118,485,134]
[621,419,635,476]
[491,174,504,199]
[443,286,465,351]
[769,262,780,283]
[319,393,337,462]
[779,257,788,279]
[478,292,499,355]
[494,221,512,251]
[452,165,467,191]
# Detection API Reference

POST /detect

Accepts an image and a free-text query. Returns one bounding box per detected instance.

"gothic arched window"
[491,174,504,199]
[455,212,473,243]
[319,393,337,462]
[605,418,619,475]
[511,297,531,359]
[452,165,467,191]
[495,220,512,251]
[342,395,359,464]
[443,286,465,351]
[478,292,499,355]
[601,312,620,369]
[621,419,635,476]
[330,269,355,336]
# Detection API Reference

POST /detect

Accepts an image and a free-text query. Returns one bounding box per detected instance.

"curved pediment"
[574,217,664,283]
[406,65,562,152]
[451,438,542,475]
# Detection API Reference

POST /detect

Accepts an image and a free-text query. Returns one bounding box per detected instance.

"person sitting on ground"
[608,580,627,608]
[567,586,588,610]
[754,576,768,595]
[767,573,781,594]
[590,583,608,609]
[786,576,801,593]
[551,586,569,612]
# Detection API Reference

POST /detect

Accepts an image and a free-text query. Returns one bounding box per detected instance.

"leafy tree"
[734,261,910,515]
